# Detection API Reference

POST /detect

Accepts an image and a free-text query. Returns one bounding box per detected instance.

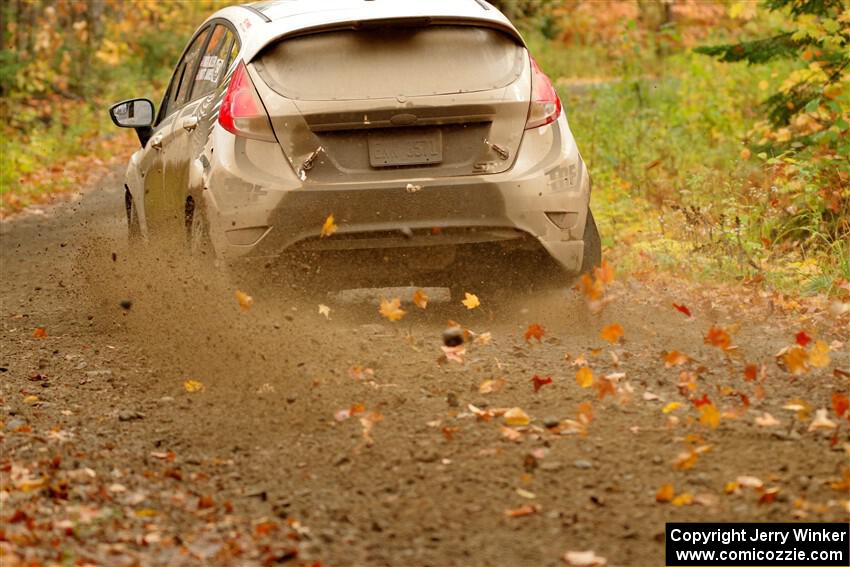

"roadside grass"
[540,37,849,296]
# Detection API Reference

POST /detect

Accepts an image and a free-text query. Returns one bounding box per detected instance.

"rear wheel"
[580,209,602,274]
[185,197,215,264]
[125,188,141,244]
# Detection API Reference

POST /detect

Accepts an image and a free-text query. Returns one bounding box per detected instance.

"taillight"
[525,57,562,129]
[218,61,276,141]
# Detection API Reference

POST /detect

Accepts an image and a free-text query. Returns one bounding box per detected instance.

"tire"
[125,188,141,243]
[186,198,215,264]
[580,209,602,274]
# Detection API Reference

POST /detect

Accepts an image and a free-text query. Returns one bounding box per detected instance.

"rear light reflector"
[218,61,276,141]
[525,57,562,129]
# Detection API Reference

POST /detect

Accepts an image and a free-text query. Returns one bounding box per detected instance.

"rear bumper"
[203,114,591,273]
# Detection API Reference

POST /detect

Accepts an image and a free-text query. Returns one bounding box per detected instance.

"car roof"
[214,0,522,62]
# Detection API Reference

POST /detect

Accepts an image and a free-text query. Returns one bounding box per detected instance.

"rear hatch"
[250,22,531,184]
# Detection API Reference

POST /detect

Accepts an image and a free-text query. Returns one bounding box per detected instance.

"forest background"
[1,0,848,296]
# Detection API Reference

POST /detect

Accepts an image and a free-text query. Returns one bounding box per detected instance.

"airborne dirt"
[2,170,848,567]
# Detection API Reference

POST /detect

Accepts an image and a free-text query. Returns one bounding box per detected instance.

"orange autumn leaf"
[664,351,689,367]
[578,273,603,301]
[32,327,47,339]
[349,403,365,415]
[781,345,809,375]
[505,504,540,518]
[600,323,624,344]
[235,290,254,311]
[575,367,593,388]
[379,297,406,322]
[698,403,721,429]
[656,483,675,503]
[704,326,731,350]
[673,449,699,470]
[577,401,594,424]
[671,493,694,506]
[524,324,545,342]
[832,393,849,418]
[743,364,758,381]
[593,259,615,285]
[595,377,616,400]
[808,340,830,369]
[319,214,337,238]
[412,289,428,309]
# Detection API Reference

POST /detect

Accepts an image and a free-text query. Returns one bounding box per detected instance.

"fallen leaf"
[656,483,675,503]
[461,292,480,310]
[516,487,536,499]
[531,375,552,393]
[504,407,530,426]
[348,366,374,381]
[564,550,606,566]
[500,425,523,442]
[759,487,779,504]
[595,377,616,400]
[704,326,731,350]
[832,393,849,418]
[754,412,780,427]
[524,324,545,342]
[379,297,406,321]
[441,344,465,364]
[235,290,253,311]
[600,323,623,344]
[575,367,594,388]
[664,351,689,367]
[783,399,812,420]
[698,403,721,429]
[412,289,428,309]
[737,475,763,489]
[672,303,692,317]
[32,327,47,339]
[183,380,204,393]
[673,449,699,470]
[780,345,809,375]
[662,402,681,414]
[474,331,492,345]
[478,378,506,393]
[809,340,830,368]
[671,493,694,506]
[319,214,337,238]
[743,364,758,381]
[318,304,331,319]
[808,408,837,432]
[795,330,812,347]
[505,504,540,517]
[594,259,615,284]
[578,273,604,301]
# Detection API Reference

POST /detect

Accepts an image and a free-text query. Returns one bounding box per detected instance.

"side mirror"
[109,98,155,146]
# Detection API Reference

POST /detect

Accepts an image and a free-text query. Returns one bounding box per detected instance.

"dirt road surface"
[2,169,848,566]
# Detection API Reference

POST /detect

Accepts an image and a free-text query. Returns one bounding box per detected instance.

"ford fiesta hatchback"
[109,0,600,287]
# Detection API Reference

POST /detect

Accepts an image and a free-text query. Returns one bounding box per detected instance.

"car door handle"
[181,116,199,132]
[150,135,163,150]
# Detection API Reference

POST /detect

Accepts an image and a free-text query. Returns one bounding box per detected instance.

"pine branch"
[693,33,806,64]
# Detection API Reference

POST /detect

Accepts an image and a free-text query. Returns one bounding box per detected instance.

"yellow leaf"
[575,366,594,388]
[809,340,830,368]
[183,379,204,393]
[781,345,809,375]
[462,292,480,310]
[379,297,406,322]
[656,483,675,503]
[698,403,721,429]
[671,493,694,506]
[320,214,337,238]
[662,402,681,414]
[600,323,623,343]
[724,481,740,494]
[412,289,428,309]
[23,395,39,405]
[235,290,253,311]
[503,407,530,426]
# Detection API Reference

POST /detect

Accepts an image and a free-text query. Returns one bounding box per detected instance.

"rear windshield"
[255,25,525,101]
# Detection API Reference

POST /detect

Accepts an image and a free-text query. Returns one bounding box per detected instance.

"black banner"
[666,523,849,566]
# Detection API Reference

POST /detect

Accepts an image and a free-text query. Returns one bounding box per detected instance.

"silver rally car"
[109,0,600,285]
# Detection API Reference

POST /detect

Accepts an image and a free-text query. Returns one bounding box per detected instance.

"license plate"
[368,129,442,167]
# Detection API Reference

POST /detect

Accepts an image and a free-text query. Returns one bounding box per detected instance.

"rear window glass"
[255,25,524,101]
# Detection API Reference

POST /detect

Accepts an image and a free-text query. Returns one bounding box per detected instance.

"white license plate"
[368,129,443,167]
